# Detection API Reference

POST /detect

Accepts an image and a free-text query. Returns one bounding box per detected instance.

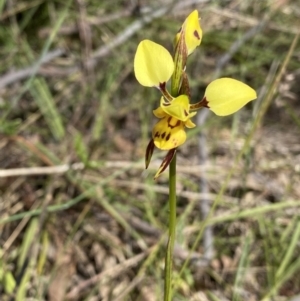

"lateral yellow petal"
[134,40,174,87]
[153,106,167,118]
[152,117,186,150]
[205,78,257,116]
[185,119,196,128]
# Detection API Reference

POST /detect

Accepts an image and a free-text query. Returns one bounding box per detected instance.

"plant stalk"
[164,153,177,301]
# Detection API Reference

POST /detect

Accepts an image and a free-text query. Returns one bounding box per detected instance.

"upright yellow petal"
[184,10,202,55]
[175,10,202,56]
[134,40,174,87]
[205,78,257,116]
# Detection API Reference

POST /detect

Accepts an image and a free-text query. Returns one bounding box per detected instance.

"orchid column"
[134,10,257,300]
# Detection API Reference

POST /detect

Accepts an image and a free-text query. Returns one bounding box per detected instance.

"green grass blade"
[232,233,252,301]
[276,221,300,280]
[29,78,65,140]
[17,218,39,273]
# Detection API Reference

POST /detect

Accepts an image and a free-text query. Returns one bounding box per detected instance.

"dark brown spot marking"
[154,131,160,138]
[194,30,200,40]
[161,132,166,139]
[184,110,188,117]
[166,133,171,141]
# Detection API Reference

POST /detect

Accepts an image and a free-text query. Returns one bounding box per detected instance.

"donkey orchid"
[134,10,257,179]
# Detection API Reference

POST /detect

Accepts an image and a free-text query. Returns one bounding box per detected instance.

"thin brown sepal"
[145,139,155,169]
[154,148,176,180]
[179,71,190,99]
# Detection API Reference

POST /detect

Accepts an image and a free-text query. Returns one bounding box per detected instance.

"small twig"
[11,135,55,166]
[0,158,239,178]
[65,250,150,300]
[0,49,65,89]
[112,179,238,203]
[128,216,206,262]
[0,163,84,177]
[112,276,144,301]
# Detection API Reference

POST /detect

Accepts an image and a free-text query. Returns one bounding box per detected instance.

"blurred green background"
[0,0,300,300]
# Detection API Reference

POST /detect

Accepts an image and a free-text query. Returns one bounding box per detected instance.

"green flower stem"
[164,153,177,301]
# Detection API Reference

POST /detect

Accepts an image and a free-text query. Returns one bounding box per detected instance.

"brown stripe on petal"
[163,102,171,106]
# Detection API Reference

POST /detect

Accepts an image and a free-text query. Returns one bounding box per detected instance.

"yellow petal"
[134,40,174,87]
[161,95,195,122]
[185,119,196,128]
[184,10,202,55]
[152,116,186,150]
[175,10,202,56]
[205,78,257,116]
[153,106,167,118]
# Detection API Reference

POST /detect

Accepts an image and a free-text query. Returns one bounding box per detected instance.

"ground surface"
[0,0,300,300]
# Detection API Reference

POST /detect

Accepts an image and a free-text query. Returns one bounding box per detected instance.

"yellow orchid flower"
[152,96,196,150]
[145,97,196,179]
[134,10,257,179]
